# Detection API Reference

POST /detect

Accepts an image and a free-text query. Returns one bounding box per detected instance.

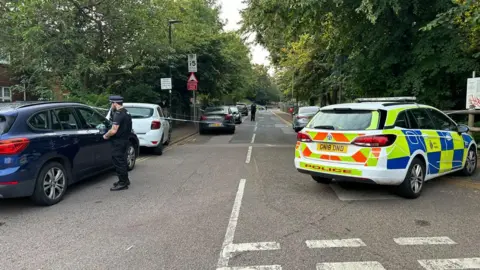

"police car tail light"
[297,132,313,142]
[151,120,161,130]
[0,138,30,155]
[352,135,396,147]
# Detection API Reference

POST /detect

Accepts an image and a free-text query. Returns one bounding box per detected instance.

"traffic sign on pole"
[188,54,197,73]
[160,78,172,90]
[187,72,198,91]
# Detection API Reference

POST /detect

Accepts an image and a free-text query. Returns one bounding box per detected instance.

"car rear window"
[230,107,239,112]
[124,107,154,119]
[307,110,378,130]
[205,107,226,113]
[299,107,319,114]
[0,113,17,134]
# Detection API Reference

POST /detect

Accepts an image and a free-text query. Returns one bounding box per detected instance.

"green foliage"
[241,0,480,110]
[0,0,278,110]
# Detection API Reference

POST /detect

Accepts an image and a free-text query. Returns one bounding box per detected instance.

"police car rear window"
[307,110,376,130]
[124,107,154,119]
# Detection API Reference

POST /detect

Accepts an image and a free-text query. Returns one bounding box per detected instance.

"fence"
[444,109,480,134]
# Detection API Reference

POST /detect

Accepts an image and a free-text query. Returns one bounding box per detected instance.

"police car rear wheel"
[311,176,332,184]
[398,158,425,199]
[461,147,477,176]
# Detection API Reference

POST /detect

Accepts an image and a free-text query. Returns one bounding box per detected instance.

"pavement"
[2,110,480,270]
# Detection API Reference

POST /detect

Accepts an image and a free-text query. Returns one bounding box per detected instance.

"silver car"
[292,106,320,132]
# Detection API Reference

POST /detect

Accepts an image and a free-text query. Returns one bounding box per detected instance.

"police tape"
[164,117,260,127]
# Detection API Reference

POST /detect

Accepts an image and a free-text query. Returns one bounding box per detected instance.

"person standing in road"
[250,103,257,121]
[103,95,133,191]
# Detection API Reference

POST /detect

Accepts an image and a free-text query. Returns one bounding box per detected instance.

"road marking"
[245,146,252,164]
[306,239,366,248]
[418,258,480,269]
[329,184,399,201]
[271,111,292,125]
[251,134,256,144]
[316,261,386,270]
[254,126,257,132]
[137,157,149,162]
[217,179,246,268]
[126,245,134,251]
[217,265,282,270]
[394,237,456,246]
[225,242,281,253]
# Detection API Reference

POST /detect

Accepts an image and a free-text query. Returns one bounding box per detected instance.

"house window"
[0,52,10,65]
[0,87,12,102]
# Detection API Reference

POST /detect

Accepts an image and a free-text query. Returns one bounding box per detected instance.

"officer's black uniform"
[251,104,257,121]
[109,96,132,191]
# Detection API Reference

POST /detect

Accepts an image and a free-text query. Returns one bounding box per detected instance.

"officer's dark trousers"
[251,113,256,121]
[111,140,130,185]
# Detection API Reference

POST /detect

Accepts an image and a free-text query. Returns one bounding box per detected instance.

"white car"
[107,103,171,155]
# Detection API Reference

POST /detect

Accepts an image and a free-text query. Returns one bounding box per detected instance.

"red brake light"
[0,138,30,155]
[151,120,161,130]
[352,135,396,147]
[200,115,207,121]
[297,132,312,142]
[225,114,232,120]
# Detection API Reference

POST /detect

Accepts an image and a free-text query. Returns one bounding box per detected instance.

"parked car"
[199,106,236,134]
[0,101,139,206]
[107,103,171,155]
[229,106,243,124]
[293,106,320,132]
[236,103,248,116]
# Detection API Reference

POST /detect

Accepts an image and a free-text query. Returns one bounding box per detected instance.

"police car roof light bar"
[355,97,417,103]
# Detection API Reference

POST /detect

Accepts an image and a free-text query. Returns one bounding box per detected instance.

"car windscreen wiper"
[313,125,335,130]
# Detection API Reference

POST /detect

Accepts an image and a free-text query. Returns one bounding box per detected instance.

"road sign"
[466,77,480,108]
[187,81,197,91]
[161,78,172,90]
[188,54,197,73]
[188,72,198,82]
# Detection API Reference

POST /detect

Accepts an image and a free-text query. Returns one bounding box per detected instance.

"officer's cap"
[109,95,124,103]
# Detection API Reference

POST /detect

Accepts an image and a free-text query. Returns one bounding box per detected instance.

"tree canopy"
[241,0,480,109]
[0,0,278,109]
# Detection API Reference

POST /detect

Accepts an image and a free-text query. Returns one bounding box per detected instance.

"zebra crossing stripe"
[394,237,456,245]
[306,239,366,248]
[418,258,480,269]
[316,261,385,270]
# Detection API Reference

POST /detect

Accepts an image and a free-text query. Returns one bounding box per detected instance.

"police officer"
[103,95,133,191]
[250,102,257,121]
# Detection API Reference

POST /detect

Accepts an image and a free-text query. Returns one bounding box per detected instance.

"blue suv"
[0,102,139,206]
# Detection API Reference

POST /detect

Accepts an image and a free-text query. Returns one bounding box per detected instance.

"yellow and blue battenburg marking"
[384,129,474,175]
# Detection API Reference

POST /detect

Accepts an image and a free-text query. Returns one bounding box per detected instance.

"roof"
[320,102,433,111]
[123,102,159,108]
[0,101,88,112]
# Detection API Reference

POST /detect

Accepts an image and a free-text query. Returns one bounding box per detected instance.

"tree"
[241,0,480,109]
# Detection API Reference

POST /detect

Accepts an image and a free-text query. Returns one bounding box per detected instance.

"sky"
[218,0,271,68]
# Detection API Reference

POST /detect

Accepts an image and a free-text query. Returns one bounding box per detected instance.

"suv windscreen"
[230,107,239,113]
[307,110,377,130]
[124,107,154,119]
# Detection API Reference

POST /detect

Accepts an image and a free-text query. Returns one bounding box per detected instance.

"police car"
[295,97,477,198]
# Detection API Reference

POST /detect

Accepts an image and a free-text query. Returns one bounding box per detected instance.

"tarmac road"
[1,109,480,270]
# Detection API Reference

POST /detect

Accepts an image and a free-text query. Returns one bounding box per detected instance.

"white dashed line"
[217,265,282,270]
[418,258,480,269]
[254,126,257,132]
[245,146,252,164]
[251,134,256,144]
[316,261,386,270]
[225,242,281,253]
[306,239,366,248]
[217,179,246,268]
[394,237,456,246]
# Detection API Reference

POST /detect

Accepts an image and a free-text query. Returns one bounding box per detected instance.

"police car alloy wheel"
[462,147,477,176]
[398,158,425,199]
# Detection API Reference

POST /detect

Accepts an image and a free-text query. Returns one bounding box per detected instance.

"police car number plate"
[210,123,222,127]
[317,143,348,153]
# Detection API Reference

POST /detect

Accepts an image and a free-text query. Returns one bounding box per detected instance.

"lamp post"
[168,19,182,110]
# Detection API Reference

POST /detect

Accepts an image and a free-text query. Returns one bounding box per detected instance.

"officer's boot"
[110,176,129,191]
